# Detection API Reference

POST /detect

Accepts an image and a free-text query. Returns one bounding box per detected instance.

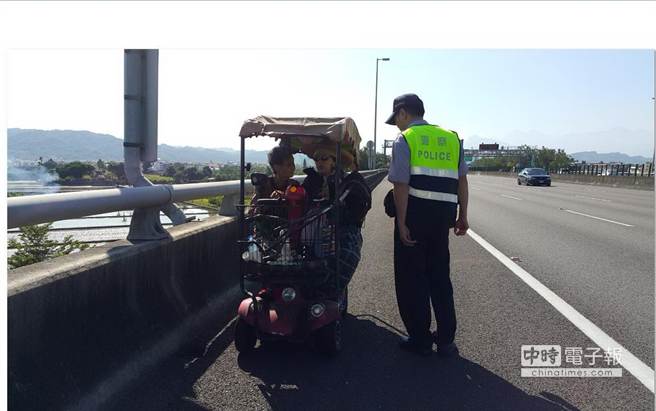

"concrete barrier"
[7,170,388,410]
[8,215,243,410]
[472,171,653,190]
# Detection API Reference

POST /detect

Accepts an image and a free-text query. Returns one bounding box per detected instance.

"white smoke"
[7,161,60,194]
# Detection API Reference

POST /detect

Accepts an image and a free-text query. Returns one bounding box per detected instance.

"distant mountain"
[570,151,651,164]
[503,127,652,157]
[7,128,268,163]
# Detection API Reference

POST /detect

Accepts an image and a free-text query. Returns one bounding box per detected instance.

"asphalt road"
[467,174,654,370]
[104,176,654,411]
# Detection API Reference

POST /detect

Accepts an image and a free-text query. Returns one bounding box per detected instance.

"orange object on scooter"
[285,184,306,245]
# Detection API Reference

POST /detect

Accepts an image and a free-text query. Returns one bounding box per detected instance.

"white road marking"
[500,194,522,201]
[467,229,654,393]
[563,209,633,227]
[575,195,611,203]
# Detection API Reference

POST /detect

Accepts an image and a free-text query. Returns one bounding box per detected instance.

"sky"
[7,48,655,156]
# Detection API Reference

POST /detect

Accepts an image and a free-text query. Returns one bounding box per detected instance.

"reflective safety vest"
[402,124,460,206]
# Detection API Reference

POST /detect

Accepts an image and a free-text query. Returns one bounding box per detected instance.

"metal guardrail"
[7,170,387,229]
[469,163,654,177]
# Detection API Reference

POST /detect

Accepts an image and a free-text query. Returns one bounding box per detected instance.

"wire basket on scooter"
[241,201,336,283]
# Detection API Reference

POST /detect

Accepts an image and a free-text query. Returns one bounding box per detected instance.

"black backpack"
[342,171,372,225]
[383,189,395,217]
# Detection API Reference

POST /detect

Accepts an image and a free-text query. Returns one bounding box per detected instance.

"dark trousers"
[394,215,457,347]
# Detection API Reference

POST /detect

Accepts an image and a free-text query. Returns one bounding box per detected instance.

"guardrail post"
[128,207,170,239]
[124,49,179,240]
[633,163,638,184]
[219,193,238,216]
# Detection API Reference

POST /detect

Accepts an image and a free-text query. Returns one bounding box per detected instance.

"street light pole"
[373,57,390,169]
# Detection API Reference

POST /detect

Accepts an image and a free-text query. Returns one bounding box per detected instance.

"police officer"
[386,93,469,357]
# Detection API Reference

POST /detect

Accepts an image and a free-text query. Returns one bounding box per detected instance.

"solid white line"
[467,229,654,393]
[500,194,522,201]
[563,209,633,227]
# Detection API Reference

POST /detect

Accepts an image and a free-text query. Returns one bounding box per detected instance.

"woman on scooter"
[302,146,371,293]
[252,145,297,202]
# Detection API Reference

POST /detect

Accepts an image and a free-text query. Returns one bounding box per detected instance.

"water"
[8,207,211,240]
[8,180,113,194]
[7,182,213,256]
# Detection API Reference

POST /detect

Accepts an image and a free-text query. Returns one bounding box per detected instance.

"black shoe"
[399,336,432,357]
[436,342,459,357]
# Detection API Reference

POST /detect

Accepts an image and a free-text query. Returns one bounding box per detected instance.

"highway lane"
[102,179,654,410]
[469,175,654,230]
[467,174,654,371]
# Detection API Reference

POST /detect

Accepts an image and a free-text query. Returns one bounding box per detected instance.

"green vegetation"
[163,163,270,183]
[469,146,574,172]
[8,223,89,269]
[55,161,95,179]
[188,195,224,209]
[358,148,389,170]
[187,195,252,210]
[144,174,175,184]
[19,159,273,187]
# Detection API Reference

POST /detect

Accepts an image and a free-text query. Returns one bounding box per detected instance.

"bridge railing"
[7,169,387,229]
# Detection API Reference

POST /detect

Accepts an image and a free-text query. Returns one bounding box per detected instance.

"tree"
[535,147,556,170]
[97,159,106,170]
[551,149,574,171]
[55,161,96,179]
[374,152,388,168]
[8,223,89,269]
[515,145,536,168]
[43,158,58,171]
[182,166,203,182]
[164,165,178,178]
[358,148,370,170]
[202,165,213,178]
[106,162,127,182]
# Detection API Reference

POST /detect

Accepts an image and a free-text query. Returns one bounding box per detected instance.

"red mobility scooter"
[234,116,362,355]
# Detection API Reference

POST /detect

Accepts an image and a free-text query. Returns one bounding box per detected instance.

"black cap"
[385,93,425,125]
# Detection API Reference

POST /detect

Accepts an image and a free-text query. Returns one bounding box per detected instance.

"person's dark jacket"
[302,168,371,228]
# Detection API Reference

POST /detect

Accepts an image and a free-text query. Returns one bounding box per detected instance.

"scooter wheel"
[234,317,257,353]
[313,319,342,355]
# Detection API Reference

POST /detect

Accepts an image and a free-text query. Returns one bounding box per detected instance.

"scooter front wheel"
[234,317,257,353]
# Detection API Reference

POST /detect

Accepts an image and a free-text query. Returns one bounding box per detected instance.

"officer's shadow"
[237,315,580,411]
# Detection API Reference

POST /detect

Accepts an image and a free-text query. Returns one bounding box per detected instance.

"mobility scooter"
[234,116,362,355]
